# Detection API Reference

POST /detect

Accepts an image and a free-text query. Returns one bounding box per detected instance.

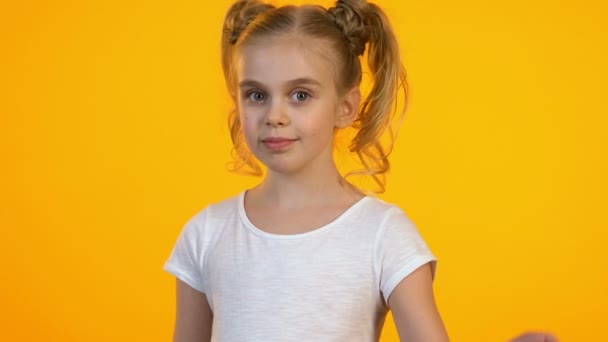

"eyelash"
[243,89,312,103]
[291,90,311,102]
[246,90,266,103]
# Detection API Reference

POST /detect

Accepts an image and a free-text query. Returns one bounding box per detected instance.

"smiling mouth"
[261,137,298,151]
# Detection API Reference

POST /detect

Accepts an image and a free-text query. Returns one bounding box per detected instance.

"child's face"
[235,36,350,175]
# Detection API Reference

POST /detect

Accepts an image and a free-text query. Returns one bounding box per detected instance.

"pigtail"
[221,0,274,176]
[330,0,408,193]
[220,0,406,189]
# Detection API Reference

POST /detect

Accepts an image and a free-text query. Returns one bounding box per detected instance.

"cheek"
[239,111,264,145]
[298,114,336,139]
[239,104,264,124]
[309,104,338,131]
[238,106,253,125]
[238,110,252,135]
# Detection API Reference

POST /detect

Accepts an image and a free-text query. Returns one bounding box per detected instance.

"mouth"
[261,137,298,151]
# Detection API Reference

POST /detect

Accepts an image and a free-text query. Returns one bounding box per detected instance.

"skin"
[388,263,450,341]
[173,279,212,342]
[235,35,359,195]
[235,35,366,233]
[171,33,558,342]
[510,332,559,342]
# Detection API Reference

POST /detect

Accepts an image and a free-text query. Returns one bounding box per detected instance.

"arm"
[388,262,450,342]
[510,332,559,342]
[173,278,213,342]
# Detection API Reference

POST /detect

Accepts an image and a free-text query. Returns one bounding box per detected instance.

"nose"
[265,100,290,127]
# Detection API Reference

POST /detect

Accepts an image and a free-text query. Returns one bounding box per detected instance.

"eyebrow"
[238,77,322,88]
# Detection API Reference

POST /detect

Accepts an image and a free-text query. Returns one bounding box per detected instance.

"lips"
[261,137,298,151]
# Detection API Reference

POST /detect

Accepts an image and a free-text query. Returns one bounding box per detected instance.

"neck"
[252,162,361,209]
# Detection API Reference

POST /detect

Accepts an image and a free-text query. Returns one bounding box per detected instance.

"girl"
[164,0,557,341]
[164,0,448,340]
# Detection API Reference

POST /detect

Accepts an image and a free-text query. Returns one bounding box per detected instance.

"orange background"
[1,0,606,341]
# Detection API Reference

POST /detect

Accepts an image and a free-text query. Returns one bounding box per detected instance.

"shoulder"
[188,192,241,224]
[367,198,438,305]
[181,192,242,238]
[358,195,415,229]
[367,197,429,252]
[342,196,421,246]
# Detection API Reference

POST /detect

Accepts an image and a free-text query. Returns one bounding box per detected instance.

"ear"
[335,87,361,128]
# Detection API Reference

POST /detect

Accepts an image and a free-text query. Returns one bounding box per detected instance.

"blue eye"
[291,91,310,102]
[247,91,266,102]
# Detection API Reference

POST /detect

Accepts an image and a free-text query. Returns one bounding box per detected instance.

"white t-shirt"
[163,191,437,342]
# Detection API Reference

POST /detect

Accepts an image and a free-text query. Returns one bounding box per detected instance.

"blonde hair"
[221,0,408,193]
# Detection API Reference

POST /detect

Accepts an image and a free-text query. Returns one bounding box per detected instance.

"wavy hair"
[221,0,408,192]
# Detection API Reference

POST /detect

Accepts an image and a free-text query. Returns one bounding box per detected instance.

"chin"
[264,163,302,175]
[259,157,306,175]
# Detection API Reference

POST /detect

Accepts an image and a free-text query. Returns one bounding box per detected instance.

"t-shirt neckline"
[237,190,372,240]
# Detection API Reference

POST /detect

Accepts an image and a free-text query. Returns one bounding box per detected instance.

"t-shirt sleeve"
[374,207,437,305]
[163,212,206,294]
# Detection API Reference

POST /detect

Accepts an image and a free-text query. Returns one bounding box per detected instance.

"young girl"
[165,0,445,340]
[163,1,563,341]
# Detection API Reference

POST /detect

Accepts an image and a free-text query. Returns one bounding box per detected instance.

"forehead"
[235,36,337,87]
